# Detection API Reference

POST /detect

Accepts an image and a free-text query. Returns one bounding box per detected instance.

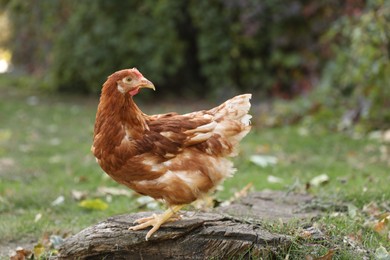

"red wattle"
[129,88,139,96]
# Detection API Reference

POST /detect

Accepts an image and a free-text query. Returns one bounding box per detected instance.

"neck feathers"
[93,82,148,152]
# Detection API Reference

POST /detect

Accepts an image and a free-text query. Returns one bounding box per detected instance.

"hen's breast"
[125,149,235,205]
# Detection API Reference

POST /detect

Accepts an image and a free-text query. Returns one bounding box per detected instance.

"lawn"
[0,83,389,259]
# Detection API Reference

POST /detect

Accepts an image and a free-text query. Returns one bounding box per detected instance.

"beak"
[138,77,156,91]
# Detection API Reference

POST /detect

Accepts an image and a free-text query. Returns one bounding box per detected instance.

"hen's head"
[106,68,155,96]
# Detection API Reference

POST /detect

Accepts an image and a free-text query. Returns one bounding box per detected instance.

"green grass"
[0,83,389,258]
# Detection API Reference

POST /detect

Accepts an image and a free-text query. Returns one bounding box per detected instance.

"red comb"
[131,68,143,78]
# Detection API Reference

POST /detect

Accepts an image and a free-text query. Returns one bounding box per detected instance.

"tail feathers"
[211,94,252,123]
[210,94,252,153]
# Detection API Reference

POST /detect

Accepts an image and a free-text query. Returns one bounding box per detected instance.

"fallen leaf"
[34,213,42,223]
[9,247,31,260]
[374,245,390,260]
[33,243,45,258]
[250,155,278,167]
[79,198,108,211]
[347,204,358,218]
[373,215,390,236]
[315,249,334,260]
[383,129,390,143]
[347,230,363,244]
[374,221,387,234]
[51,195,65,206]
[310,174,329,187]
[300,226,324,240]
[267,175,283,184]
[363,201,381,217]
[71,190,88,201]
[97,186,132,197]
[343,235,369,255]
[233,183,252,200]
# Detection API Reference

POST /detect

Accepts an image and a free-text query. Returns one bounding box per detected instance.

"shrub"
[319,0,390,130]
[50,1,187,94]
[3,0,340,98]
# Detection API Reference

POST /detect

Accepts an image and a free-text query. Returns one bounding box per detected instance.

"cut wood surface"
[58,191,320,259]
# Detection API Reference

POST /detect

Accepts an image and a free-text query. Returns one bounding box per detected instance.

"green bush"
[190,0,341,98]
[0,0,65,75]
[2,0,339,97]
[319,0,390,130]
[51,1,187,94]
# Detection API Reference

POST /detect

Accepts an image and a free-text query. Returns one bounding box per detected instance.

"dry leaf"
[347,230,363,244]
[34,213,42,223]
[363,201,381,217]
[374,245,390,260]
[310,174,329,187]
[79,198,108,210]
[373,215,390,236]
[9,247,31,260]
[348,204,358,218]
[33,243,45,258]
[383,129,390,143]
[97,186,132,197]
[267,175,283,184]
[250,155,278,167]
[71,190,88,201]
[315,249,334,260]
[374,221,387,233]
[300,226,324,240]
[51,195,65,206]
[232,183,252,200]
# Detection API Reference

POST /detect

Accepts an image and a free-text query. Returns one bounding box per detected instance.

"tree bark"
[58,191,319,259]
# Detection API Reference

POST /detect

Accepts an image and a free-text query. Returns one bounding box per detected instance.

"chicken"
[92,68,251,240]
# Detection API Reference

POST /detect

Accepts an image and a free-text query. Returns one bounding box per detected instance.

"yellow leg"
[129,205,184,240]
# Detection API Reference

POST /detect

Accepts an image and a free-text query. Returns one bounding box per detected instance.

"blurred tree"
[190,0,342,99]
[51,1,191,95]
[319,0,390,130]
[0,0,69,75]
[2,0,341,97]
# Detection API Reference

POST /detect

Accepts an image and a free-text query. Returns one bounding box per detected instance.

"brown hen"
[92,68,251,240]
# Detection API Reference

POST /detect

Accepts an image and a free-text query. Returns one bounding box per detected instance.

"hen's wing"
[145,94,251,157]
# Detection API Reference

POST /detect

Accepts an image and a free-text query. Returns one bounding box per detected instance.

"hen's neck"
[95,86,148,142]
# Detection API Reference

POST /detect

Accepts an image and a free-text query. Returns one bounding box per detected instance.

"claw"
[128,205,184,240]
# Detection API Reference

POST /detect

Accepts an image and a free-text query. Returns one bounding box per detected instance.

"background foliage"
[1,0,389,129]
[318,0,390,131]
[1,0,341,96]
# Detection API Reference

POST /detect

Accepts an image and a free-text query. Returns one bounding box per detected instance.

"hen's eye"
[123,77,132,83]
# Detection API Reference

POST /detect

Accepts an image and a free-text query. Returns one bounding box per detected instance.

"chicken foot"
[129,205,184,240]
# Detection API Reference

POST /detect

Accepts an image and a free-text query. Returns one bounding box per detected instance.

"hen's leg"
[129,205,184,240]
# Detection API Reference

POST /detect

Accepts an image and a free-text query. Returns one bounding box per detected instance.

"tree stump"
[58,191,319,259]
